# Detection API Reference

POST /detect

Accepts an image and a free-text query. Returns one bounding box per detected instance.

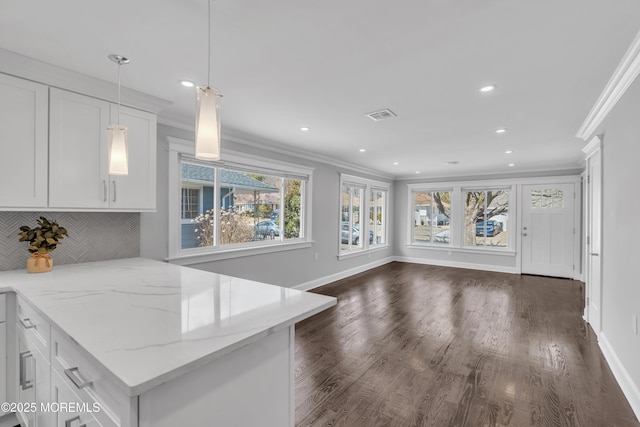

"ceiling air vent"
[365,109,397,122]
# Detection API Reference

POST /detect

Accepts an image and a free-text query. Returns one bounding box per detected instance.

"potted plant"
[18,216,68,273]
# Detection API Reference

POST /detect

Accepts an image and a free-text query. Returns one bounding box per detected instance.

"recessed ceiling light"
[496,128,507,134]
[505,150,513,154]
[359,148,366,152]
[415,171,420,174]
[300,127,310,132]
[480,85,496,93]
[444,161,460,166]
[180,80,195,88]
[508,163,515,167]
[393,162,399,165]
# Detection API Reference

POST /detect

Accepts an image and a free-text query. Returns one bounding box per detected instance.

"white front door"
[586,150,602,335]
[521,184,575,278]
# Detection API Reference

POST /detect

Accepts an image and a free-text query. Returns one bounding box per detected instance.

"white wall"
[141,124,394,289]
[596,76,640,409]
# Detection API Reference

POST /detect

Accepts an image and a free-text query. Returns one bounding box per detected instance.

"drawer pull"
[65,415,86,427]
[64,367,93,389]
[19,351,33,390]
[19,317,36,329]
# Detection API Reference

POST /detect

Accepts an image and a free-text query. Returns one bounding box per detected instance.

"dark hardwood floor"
[294,262,639,427]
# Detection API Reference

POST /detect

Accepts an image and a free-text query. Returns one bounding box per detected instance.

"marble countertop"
[0,258,336,396]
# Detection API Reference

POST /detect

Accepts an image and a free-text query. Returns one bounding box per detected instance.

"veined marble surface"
[0,257,336,396]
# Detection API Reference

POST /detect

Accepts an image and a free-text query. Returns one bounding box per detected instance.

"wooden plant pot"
[26,253,53,273]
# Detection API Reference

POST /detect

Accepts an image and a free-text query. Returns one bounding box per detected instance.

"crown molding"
[577,30,640,141]
[582,136,602,159]
[0,48,172,114]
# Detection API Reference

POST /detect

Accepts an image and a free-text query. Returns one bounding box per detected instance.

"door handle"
[589,253,599,256]
[19,350,33,390]
[19,317,36,329]
[64,367,93,389]
[65,415,86,427]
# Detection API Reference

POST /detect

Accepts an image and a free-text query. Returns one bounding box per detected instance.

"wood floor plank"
[294,263,639,427]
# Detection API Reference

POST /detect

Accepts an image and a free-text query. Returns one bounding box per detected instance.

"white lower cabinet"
[17,327,51,427]
[50,369,100,427]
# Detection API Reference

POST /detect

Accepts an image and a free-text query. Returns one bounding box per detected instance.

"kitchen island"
[0,257,336,427]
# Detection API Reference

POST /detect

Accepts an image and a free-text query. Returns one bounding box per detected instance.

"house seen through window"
[180,159,305,251]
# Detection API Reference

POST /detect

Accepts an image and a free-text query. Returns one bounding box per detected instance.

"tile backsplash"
[0,212,140,271]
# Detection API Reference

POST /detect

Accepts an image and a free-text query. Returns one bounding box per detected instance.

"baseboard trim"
[292,257,395,291]
[599,332,640,421]
[393,256,519,275]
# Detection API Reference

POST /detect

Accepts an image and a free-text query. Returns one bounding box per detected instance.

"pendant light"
[195,0,223,161]
[108,54,130,176]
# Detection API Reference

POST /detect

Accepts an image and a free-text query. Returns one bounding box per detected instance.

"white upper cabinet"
[0,74,48,208]
[110,104,157,210]
[48,88,157,211]
[49,88,110,209]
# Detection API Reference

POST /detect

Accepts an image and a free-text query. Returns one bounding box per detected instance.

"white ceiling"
[1,0,639,178]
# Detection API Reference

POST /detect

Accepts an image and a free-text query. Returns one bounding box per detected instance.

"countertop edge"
[1,263,338,397]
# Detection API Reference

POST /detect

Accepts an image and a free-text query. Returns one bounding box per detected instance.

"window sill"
[337,244,390,260]
[405,243,516,256]
[167,240,314,265]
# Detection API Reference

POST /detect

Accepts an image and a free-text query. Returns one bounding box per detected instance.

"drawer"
[51,369,102,427]
[0,293,5,322]
[17,295,50,359]
[51,328,134,427]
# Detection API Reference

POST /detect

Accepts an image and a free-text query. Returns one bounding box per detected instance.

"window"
[463,189,509,248]
[412,190,451,244]
[369,189,386,247]
[172,146,312,259]
[407,182,515,253]
[340,174,389,256]
[531,188,564,209]
[181,188,200,220]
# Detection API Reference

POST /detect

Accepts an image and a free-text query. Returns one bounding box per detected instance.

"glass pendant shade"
[195,86,221,161]
[108,125,129,176]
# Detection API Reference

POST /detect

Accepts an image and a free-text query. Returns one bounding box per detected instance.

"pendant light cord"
[207,0,211,89]
[117,62,122,126]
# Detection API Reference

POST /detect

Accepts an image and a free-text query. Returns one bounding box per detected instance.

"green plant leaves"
[18,216,68,254]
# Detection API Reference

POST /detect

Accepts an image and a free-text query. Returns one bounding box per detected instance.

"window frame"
[407,181,516,254]
[410,189,453,246]
[167,137,314,265]
[338,174,390,259]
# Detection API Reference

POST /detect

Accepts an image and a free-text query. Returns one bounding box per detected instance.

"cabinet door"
[0,74,48,208]
[17,330,51,427]
[49,88,110,209]
[51,369,101,427]
[110,104,157,210]
[17,331,36,427]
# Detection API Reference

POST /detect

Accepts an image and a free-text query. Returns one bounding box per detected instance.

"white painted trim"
[224,130,395,180]
[167,136,316,178]
[577,30,640,141]
[293,257,395,291]
[599,333,640,422]
[406,174,581,189]
[0,48,171,114]
[167,241,313,265]
[404,244,516,257]
[582,136,602,158]
[394,256,519,275]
